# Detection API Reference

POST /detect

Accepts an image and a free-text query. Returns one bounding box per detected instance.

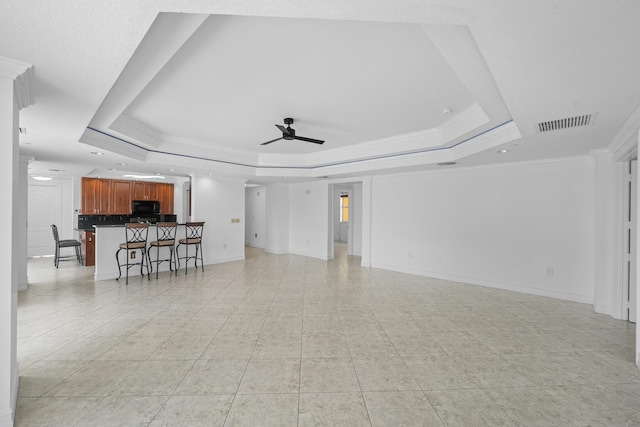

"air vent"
[536,114,594,133]
[437,162,457,166]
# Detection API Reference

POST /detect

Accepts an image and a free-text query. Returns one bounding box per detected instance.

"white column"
[360,176,372,267]
[0,55,33,427]
[17,156,31,291]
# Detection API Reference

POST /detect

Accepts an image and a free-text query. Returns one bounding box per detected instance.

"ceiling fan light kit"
[261,118,325,146]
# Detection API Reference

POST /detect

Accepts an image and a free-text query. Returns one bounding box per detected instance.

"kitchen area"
[76,177,178,275]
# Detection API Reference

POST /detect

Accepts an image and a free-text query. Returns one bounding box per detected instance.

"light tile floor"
[15,245,640,426]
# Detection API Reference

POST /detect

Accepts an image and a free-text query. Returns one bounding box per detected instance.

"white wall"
[370,158,596,303]
[289,181,331,259]
[0,74,19,427]
[191,175,246,264]
[245,186,266,248]
[264,183,290,255]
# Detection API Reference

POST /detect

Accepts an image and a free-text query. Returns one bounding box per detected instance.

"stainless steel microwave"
[132,200,160,214]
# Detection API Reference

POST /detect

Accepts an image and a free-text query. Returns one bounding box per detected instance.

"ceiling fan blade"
[260,137,283,146]
[294,135,325,145]
[275,124,292,136]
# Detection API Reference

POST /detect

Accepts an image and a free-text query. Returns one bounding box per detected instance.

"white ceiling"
[3,0,640,184]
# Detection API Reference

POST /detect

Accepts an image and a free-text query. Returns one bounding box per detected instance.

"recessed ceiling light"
[32,176,52,181]
[123,174,165,180]
[48,168,64,172]
[167,168,174,172]
[108,168,118,171]
[497,149,510,154]
[90,151,104,156]
[208,173,212,176]
[442,107,452,115]
[116,163,127,166]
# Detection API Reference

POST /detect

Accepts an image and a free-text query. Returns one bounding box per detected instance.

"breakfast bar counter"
[94,224,178,281]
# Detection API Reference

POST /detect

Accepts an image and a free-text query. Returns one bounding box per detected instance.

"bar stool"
[116,223,150,284]
[175,221,205,275]
[147,222,177,279]
[51,224,83,267]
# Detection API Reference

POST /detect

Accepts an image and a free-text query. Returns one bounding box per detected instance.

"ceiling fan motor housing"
[283,118,295,140]
[284,126,295,140]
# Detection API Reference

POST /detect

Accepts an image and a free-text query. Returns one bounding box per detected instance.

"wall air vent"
[536,114,594,133]
[437,162,457,166]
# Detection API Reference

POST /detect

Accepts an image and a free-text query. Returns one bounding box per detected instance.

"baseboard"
[17,279,28,291]
[204,255,246,264]
[264,248,289,255]
[0,363,19,427]
[594,304,612,316]
[0,409,14,427]
[371,262,594,304]
[289,249,330,260]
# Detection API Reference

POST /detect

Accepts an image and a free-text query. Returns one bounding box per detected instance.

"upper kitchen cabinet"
[132,181,159,201]
[81,178,174,215]
[111,180,132,214]
[158,183,174,214]
[81,178,111,214]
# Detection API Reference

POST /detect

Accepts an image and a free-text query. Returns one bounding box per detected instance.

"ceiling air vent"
[536,114,594,133]
[437,162,457,166]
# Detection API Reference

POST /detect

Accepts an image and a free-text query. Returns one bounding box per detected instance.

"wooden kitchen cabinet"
[111,180,132,214]
[132,182,159,201]
[81,178,174,215]
[158,183,174,214]
[81,230,95,266]
[81,178,111,214]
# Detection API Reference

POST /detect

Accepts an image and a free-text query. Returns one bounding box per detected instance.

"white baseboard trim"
[0,409,14,427]
[0,363,19,427]
[264,248,289,255]
[204,255,245,264]
[371,262,593,304]
[289,250,330,260]
[594,304,612,316]
[17,279,28,291]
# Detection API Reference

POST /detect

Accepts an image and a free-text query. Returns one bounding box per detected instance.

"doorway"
[28,183,62,257]
[329,183,362,259]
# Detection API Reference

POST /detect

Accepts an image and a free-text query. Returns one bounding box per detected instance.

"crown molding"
[309,127,441,167]
[451,120,520,160]
[608,102,640,161]
[80,128,147,161]
[439,102,489,142]
[0,55,34,109]
[109,114,164,148]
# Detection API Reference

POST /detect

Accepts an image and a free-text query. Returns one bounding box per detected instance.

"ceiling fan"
[261,118,325,145]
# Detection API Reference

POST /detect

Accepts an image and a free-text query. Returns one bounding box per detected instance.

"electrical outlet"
[254,233,257,238]
[547,267,554,277]
[130,251,136,259]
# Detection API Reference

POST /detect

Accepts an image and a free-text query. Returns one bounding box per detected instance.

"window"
[340,194,349,223]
